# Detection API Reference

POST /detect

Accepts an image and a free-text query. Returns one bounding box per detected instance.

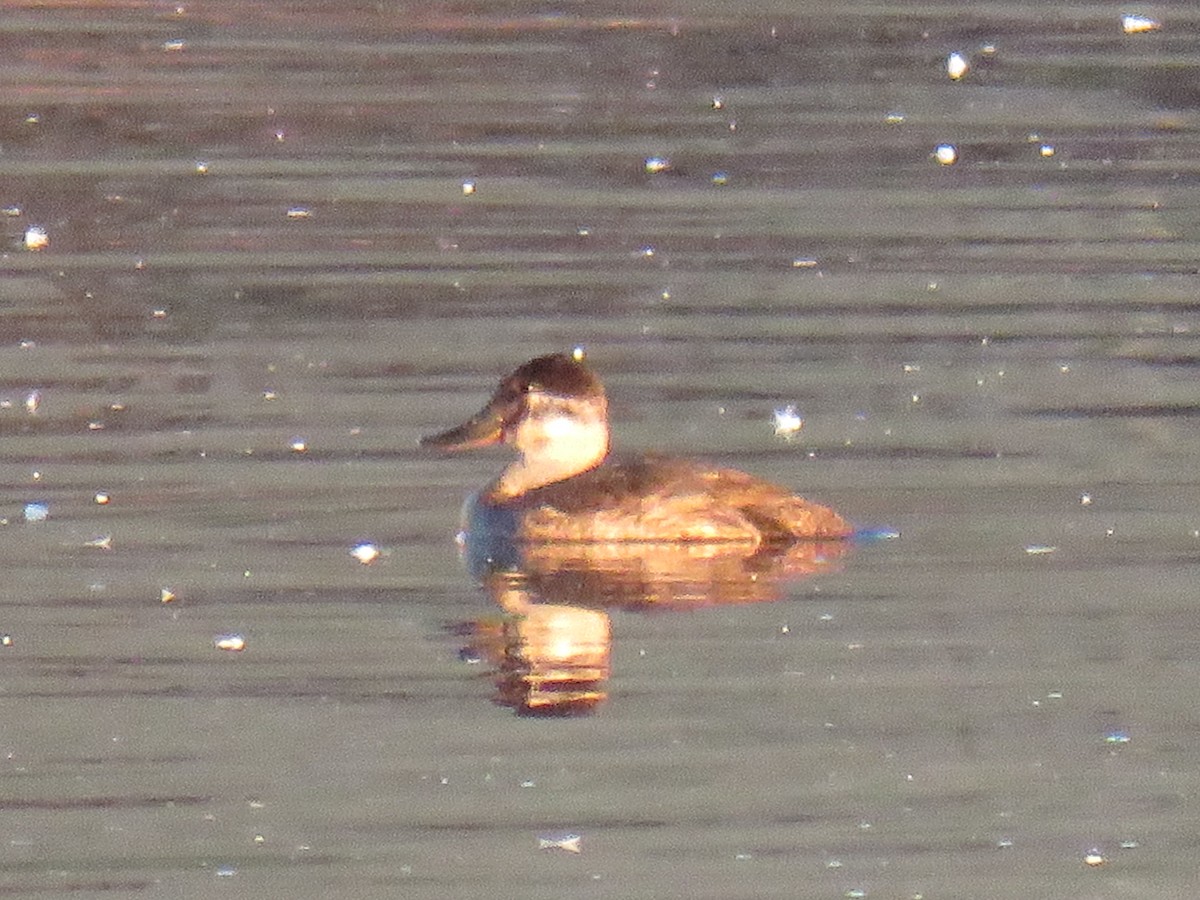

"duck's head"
[421,352,611,496]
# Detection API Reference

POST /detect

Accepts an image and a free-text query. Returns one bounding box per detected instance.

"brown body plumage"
[482,454,849,544]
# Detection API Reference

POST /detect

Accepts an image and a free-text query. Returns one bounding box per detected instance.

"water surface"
[1,1,1199,897]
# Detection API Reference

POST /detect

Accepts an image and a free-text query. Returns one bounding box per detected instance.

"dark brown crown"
[498,353,605,401]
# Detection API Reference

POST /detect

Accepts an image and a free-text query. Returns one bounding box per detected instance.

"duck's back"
[484,455,850,544]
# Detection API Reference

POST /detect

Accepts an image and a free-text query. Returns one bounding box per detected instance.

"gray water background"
[1,1,1199,897]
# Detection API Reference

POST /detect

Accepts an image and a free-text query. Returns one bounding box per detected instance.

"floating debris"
[0,635,13,648]
[84,535,113,550]
[288,436,307,453]
[644,156,672,174]
[285,207,311,219]
[23,501,48,523]
[1121,14,1160,34]
[93,492,111,505]
[162,38,186,51]
[1104,730,1131,745]
[194,160,209,175]
[1083,848,1106,867]
[1024,544,1057,555]
[946,51,969,80]
[214,634,247,652]
[933,143,958,166]
[538,833,582,853]
[23,226,48,251]
[1039,144,1056,158]
[461,180,476,196]
[24,390,40,414]
[350,542,381,564]
[160,588,176,604]
[772,405,803,437]
[857,527,900,542]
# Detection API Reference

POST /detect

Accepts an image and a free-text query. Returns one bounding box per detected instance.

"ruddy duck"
[421,353,851,544]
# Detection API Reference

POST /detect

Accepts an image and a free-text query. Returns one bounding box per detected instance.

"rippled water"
[1,2,1199,897]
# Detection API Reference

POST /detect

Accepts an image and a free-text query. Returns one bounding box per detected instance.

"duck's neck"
[491,394,610,498]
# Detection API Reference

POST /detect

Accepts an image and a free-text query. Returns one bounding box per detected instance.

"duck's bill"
[419,405,506,450]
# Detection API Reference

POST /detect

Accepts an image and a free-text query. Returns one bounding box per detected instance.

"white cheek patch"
[541,413,582,444]
[499,392,610,494]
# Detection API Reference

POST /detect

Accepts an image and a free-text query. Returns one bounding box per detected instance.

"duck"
[420,352,851,545]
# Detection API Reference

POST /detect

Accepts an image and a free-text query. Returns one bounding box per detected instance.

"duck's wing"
[508,456,849,543]
[697,466,851,542]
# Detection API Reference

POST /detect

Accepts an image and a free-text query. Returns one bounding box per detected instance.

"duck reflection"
[457,570,612,716]
[454,535,850,716]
